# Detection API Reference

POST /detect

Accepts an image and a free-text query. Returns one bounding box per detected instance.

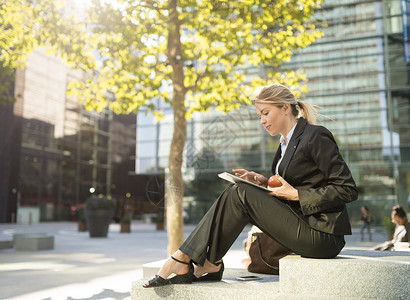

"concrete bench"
[14,233,54,251]
[280,250,410,300]
[132,249,410,300]
[0,239,13,250]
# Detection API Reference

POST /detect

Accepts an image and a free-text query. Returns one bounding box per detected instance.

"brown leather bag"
[247,232,292,275]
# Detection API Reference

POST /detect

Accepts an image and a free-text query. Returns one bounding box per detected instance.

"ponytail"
[296,100,320,125]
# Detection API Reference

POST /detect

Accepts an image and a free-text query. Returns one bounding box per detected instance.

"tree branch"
[151,62,171,80]
[140,1,166,13]
[186,66,208,92]
[137,1,168,22]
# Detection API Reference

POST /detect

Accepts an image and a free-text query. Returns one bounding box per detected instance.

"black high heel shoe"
[193,261,224,282]
[143,256,194,288]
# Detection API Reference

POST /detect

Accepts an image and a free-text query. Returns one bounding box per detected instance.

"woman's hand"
[232,169,268,187]
[268,175,299,201]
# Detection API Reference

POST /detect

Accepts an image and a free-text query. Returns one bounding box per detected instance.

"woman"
[372,205,409,251]
[360,205,372,241]
[144,83,358,287]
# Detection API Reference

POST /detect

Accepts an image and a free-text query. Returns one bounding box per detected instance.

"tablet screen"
[218,172,271,192]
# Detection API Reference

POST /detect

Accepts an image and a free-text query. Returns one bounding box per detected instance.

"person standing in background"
[360,205,372,242]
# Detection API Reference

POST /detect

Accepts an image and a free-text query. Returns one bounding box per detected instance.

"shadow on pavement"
[61,289,130,300]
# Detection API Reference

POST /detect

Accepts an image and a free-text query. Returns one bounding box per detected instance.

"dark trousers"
[180,183,345,266]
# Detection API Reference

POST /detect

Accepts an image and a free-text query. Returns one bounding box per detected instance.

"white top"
[275,123,297,175]
[392,224,408,243]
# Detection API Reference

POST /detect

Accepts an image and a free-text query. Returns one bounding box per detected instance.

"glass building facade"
[135,0,410,225]
[0,49,137,223]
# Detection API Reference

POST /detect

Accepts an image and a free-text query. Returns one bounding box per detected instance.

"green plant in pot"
[156,210,165,231]
[85,194,116,237]
[77,208,88,232]
[120,215,131,233]
[382,216,395,240]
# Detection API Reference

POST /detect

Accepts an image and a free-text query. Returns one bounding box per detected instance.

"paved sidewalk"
[0,221,388,300]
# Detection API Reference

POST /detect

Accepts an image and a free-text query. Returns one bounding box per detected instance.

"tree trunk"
[166,0,186,255]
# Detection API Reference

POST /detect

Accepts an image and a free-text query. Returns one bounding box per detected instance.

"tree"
[1,0,323,254]
[1,0,41,103]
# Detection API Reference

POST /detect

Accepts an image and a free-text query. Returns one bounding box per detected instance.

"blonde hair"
[252,83,319,125]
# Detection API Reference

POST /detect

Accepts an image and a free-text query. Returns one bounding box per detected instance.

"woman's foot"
[193,259,224,281]
[144,251,192,288]
[158,251,191,279]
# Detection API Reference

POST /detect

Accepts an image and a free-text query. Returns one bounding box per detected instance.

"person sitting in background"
[372,205,409,251]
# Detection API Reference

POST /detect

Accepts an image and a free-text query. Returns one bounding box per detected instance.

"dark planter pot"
[156,222,164,231]
[85,209,114,237]
[78,222,88,232]
[120,223,131,233]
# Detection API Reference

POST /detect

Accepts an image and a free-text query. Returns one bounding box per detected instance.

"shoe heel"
[193,261,224,282]
[169,262,194,284]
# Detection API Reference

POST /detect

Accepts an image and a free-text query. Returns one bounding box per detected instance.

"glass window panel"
[390,69,410,87]
[137,125,157,142]
[229,151,262,170]
[159,139,171,158]
[158,122,173,144]
[321,1,378,22]
[80,165,92,182]
[137,141,157,158]
[386,15,403,34]
[137,157,156,173]
[386,0,403,15]
[158,156,168,171]
[137,112,156,126]
[320,19,380,39]
[98,135,109,148]
[187,150,220,171]
[348,148,393,164]
[98,153,108,165]
[398,146,410,162]
[96,168,107,183]
[265,135,280,152]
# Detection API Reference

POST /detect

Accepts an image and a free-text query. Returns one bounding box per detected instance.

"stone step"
[14,233,54,251]
[132,249,410,300]
[132,268,352,300]
[0,240,13,250]
[133,269,280,300]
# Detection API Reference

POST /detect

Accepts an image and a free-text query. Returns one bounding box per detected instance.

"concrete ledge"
[132,268,355,300]
[0,240,13,249]
[132,250,410,300]
[280,250,410,300]
[132,269,280,300]
[12,232,48,244]
[14,233,54,251]
[136,253,282,300]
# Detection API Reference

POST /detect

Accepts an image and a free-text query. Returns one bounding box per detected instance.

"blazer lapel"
[278,118,307,178]
[271,144,282,175]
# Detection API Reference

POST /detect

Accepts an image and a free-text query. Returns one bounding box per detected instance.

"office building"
[0,49,137,223]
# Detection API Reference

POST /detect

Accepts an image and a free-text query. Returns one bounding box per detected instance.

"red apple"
[268,175,282,188]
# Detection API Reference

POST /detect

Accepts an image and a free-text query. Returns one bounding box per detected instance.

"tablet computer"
[218,172,271,192]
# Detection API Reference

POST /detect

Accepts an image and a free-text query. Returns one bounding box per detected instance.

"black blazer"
[272,117,358,235]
